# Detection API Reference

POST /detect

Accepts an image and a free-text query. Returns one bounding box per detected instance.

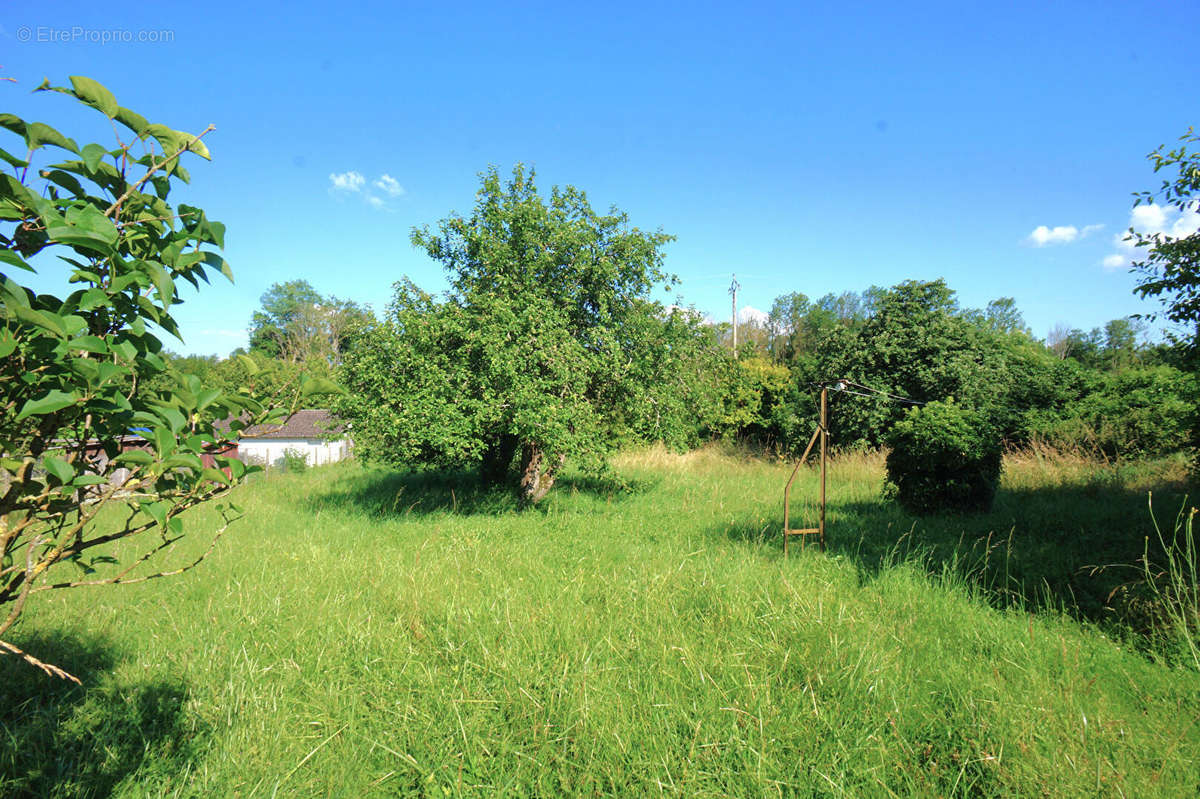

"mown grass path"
[3,449,1198,797]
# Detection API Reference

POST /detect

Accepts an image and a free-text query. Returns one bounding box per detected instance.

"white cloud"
[329,170,365,193]
[1027,225,1078,246]
[737,305,769,325]
[329,171,406,211]
[374,174,405,197]
[1102,201,1200,270]
[1101,254,1126,272]
[1025,223,1104,247]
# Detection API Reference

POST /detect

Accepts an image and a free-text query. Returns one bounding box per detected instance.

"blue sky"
[3,0,1197,354]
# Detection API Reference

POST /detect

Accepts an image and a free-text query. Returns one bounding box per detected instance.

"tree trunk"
[518,443,564,504]
[480,434,519,486]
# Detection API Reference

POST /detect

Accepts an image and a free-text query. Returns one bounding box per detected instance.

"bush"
[1023,366,1197,458]
[281,448,310,473]
[885,401,1002,514]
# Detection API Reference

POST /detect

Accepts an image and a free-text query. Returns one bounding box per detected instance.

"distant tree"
[978,297,1030,337]
[248,280,368,367]
[335,165,679,502]
[1046,323,1073,359]
[1102,317,1145,370]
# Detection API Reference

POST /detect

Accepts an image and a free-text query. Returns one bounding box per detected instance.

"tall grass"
[1,448,1198,797]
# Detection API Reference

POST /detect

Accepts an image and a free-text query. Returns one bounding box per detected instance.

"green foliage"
[1024,365,1198,458]
[714,355,791,440]
[335,164,680,502]
[754,279,1185,462]
[151,349,311,406]
[1131,126,1200,344]
[885,401,1003,514]
[605,305,728,450]
[818,280,998,448]
[281,448,309,473]
[248,279,368,367]
[0,77,296,680]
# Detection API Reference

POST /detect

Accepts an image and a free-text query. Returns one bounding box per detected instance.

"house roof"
[240,409,346,440]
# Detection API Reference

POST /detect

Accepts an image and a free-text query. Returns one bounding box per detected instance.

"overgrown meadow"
[2,448,1198,797]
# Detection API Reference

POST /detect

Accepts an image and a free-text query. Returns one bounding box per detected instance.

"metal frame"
[783,385,828,555]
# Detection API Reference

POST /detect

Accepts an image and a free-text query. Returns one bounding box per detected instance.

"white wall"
[237,438,349,468]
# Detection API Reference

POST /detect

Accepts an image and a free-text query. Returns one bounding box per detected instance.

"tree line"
[161,165,1197,505]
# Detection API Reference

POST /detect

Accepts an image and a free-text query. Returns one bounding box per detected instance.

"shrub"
[885,401,1002,514]
[1023,366,1197,459]
[281,448,310,473]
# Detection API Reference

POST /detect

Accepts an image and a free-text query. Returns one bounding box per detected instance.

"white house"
[237,409,350,468]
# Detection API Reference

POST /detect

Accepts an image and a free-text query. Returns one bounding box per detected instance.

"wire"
[811,378,926,406]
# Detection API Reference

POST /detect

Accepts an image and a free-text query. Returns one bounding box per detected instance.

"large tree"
[335,165,682,502]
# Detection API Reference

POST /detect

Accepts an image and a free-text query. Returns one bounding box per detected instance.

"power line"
[812,378,926,406]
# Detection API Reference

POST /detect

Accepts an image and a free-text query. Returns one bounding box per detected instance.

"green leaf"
[165,453,203,470]
[43,456,75,484]
[0,113,27,139]
[144,124,183,157]
[112,339,137,362]
[114,450,154,466]
[152,426,176,458]
[141,260,175,304]
[200,467,231,486]
[27,122,80,154]
[236,354,260,375]
[46,204,119,255]
[69,76,120,118]
[16,389,78,419]
[78,288,109,311]
[114,106,149,136]
[141,500,168,528]
[0,328,15,358]
[68,335,109,354]
[214,455,246,480]
[0,248,35,273]
[59,314,87,337]
[159,406,187,434]
[11,305,69,337]
[80,143,107,173]
[0,147,29,169]
[42,169,87,197]
[301,377,344,397]
[196,387,222,411]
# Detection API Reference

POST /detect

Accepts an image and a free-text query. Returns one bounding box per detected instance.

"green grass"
[3,447,1198,797]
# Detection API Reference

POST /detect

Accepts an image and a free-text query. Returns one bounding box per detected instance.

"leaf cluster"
[884,400,1003,514]
[0,77,327,680]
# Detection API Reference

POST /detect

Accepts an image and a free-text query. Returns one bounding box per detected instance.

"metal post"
[729,275,740,357]
[818,385,827,551]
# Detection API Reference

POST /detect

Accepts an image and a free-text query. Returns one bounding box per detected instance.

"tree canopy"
[335,164,689,502]
[248,279,368,366]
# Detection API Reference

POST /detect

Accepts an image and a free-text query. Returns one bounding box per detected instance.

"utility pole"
[729,274,740,358]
